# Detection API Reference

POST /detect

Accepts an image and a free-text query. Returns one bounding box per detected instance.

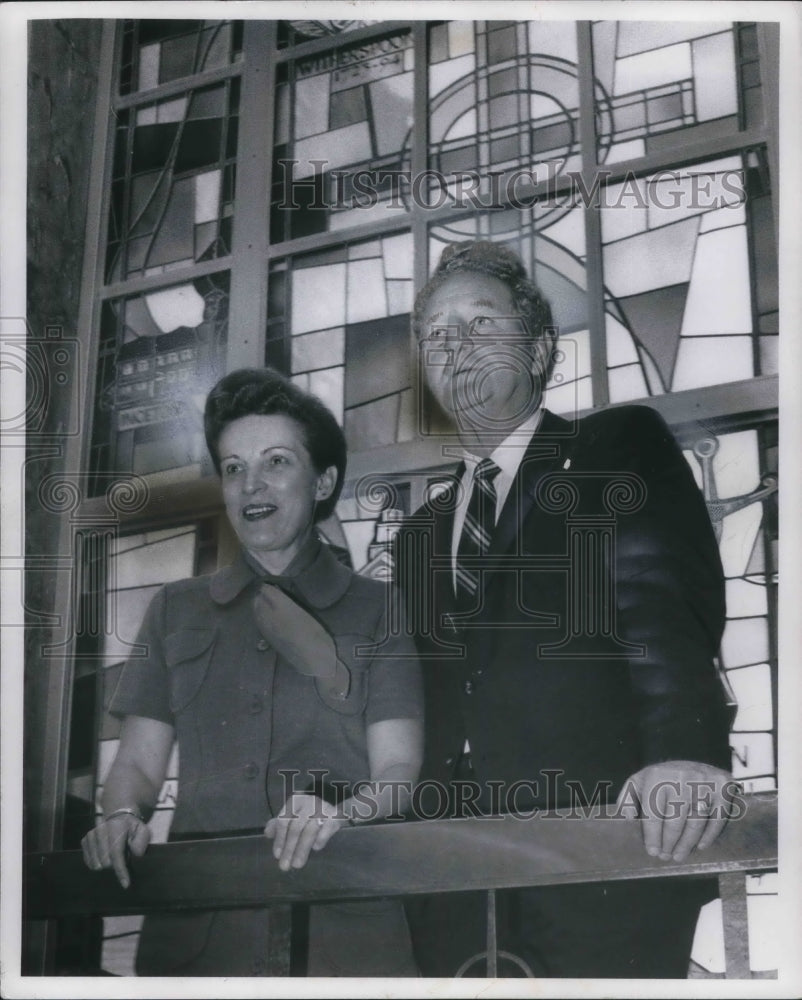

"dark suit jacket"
[395,405,731,812]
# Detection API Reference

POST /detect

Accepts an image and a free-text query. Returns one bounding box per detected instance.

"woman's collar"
[209,533,353,609]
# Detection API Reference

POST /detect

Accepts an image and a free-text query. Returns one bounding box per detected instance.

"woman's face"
[218,413,336,575]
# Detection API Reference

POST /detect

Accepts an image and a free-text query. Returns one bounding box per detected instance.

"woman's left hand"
[264,793,348,871]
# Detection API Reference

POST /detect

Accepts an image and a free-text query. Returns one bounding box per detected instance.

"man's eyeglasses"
[422,314,531,344]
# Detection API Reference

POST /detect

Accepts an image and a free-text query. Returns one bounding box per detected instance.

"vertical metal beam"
[227,21,275,371]
[719,871,751,979]
[411,21,430,447]
[757,22,780,255]
[485,888,498,977]
[576,21,609,409]
[266,904,293,975]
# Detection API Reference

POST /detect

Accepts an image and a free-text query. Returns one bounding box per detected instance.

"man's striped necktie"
[455,457,501,606]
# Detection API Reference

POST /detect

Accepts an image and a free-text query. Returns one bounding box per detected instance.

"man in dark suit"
[394,241,735,978]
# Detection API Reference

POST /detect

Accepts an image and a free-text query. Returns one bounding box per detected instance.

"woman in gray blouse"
[81,367,423,976]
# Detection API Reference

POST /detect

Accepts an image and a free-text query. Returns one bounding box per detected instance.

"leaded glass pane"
[592,22,762,163]
[277,19,381,49]
[269,235,414,452]
[120,20,243,96]
[428,21,584,204]
[683,426,778,801]
[106,81,238,283]
[96,526,196,973]
[270,31,413,241]
[599,154,779,399]
[89,274,228,486]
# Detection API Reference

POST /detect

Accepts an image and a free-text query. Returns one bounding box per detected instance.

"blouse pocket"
[314,632,372,717]
[164,627,217,714]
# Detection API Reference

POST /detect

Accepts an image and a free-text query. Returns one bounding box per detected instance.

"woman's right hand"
[81,813,152,889]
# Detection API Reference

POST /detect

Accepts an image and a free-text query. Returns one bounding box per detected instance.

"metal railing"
[24,792,777,978]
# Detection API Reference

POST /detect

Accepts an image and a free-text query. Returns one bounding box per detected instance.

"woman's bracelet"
[104,806,143,823]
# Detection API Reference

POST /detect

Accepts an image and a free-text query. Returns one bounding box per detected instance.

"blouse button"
[243,762,259,779]
[464,680,474,695]
[256,639,270,652]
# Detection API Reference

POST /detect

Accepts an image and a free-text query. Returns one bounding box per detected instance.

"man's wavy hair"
[412,241,557,380]
[204,367,346,522]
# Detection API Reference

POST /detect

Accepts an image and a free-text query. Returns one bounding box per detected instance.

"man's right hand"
[81,814,151,889]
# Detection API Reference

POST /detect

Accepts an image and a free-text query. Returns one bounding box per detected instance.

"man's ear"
[315,465,338,501]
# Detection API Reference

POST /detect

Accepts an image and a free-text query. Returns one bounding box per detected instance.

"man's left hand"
[616,760,739,862]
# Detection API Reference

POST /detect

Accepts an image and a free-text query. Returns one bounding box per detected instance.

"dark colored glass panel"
[223,163,236,201]
[490,134,520,163]
[194,221,218,261]
[232,20,243,55]
[188,85,226,119]
[219,215,233,255]
[112,113,130,178]
[138,20,202,45]
[758,312,778,335]
[106,240,120,278]
[288,176,328,241]
[330,85,368,129]
[739,24,759,59]
[617,283,689,391]
[488,67,517,97]
[488,94,518,127]
[437,143,479,175]
[743,86,763,128]
[175,119,223,172]
[613,99,645,133]
[486,25,517,65]
[129,170,165,237]
[647,92,683,124]
[531,120,574,154]
[430,23,448,64]
[132,123,180,173]
[644,115,739,153]
[344,394,401,451]
[67,673,97,770]
[108,179,126,241]
[749,195,778,314]
[120,24,134,95]
[226,116,239,159]
[159,34,198,84]
[344,313,411,408]
[268,270,286,319]
[741,60,761,88]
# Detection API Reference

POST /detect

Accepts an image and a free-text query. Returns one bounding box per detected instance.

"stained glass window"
[267,233,414,452]
[119,20,243,95]
[93,525,201,974]
[107,80,239,283]
[89,273,228,486]
[601,151,776,401]
[277,19,381,49]
[428,20,583,201]
[271,30,413,240]
[592,22,765,164]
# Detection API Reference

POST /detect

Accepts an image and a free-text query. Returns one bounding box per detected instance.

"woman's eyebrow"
[472,298,495,308]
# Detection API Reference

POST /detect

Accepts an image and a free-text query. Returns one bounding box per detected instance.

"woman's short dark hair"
[204,368,346,522]
[412,240,557,379]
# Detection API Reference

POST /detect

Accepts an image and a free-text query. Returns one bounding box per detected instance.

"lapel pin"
[563,458,572,470]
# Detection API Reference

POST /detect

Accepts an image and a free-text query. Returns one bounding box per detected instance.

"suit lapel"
[488,409,573,562]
